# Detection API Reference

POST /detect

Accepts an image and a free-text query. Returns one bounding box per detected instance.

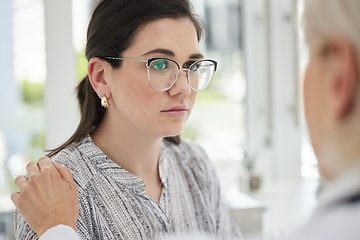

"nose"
[168,69,191,96]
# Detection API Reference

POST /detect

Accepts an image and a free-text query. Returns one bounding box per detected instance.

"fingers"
[26,162,40,178]
[38,157,54,169]
[52,160,62,172]
[11,191,20,208]
[14,156,74,190]
[38,157,61,179]
[14,175,28,192]
[52,161,74,184]
[12,174,33,211]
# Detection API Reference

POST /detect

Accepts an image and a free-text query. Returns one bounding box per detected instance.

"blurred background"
[0,0,319,239]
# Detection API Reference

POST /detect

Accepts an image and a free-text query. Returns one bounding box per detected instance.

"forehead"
[125,17,201,58]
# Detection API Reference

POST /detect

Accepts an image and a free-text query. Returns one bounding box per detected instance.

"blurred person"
[285,0,360,238]
[11,0,242,239]
[12,0,360,239]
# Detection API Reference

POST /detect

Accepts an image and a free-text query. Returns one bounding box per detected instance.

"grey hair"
[302,0,360,61]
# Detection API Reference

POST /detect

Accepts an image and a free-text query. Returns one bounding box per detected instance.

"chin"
[162,127,184,138]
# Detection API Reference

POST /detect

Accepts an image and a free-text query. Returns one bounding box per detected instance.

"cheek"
[107,85,147,121]
[303,64,322,140]
[303,61,328,153]
[303,66,320,150]
[303,66,313,121]
[112,71,154,100]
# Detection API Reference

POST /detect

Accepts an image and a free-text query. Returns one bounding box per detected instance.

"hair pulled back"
[48,0,205,156]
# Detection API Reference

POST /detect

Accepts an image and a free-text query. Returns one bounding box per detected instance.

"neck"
[317,117,360,181]
[91,118,163,179]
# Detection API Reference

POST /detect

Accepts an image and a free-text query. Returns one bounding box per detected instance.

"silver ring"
[24,173,28,180]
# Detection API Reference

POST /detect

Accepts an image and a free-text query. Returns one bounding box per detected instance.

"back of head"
[48,0,205,156]
[303,0,360,65]
[302,0,360,179]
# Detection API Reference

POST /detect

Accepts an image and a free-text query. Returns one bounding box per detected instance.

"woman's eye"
[151,59,168,71]
[189,62,200,72]
[184,61,202,72]
[183,61,195,69]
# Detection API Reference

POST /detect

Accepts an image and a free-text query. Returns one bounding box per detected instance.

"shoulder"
[290,192,360,240]
[50,136,98,190]
[290,207,360,240]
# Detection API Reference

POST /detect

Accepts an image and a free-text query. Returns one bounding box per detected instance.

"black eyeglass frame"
[103,56,217,91]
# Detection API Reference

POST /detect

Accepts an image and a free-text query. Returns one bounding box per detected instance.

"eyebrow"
[142,48,204,59]
[189,53,204,59]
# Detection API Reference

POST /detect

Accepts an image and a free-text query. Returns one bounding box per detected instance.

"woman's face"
[106,17,201,138]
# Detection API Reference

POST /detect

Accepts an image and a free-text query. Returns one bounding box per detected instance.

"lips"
[161,105,189,112]
[161,105,189,116]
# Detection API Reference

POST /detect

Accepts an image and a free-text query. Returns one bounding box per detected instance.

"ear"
[87,57,112,100]
[330,37,359,120]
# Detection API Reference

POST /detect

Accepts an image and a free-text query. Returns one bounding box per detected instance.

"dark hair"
[48,0,206,157]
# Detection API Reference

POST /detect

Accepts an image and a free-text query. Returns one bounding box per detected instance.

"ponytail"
[47,75,105,157]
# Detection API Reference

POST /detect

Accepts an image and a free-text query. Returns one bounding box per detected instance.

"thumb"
[52,161,74,184]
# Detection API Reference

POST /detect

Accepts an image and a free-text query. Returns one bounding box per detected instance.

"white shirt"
[14,135,241,239]
[39,225,216,240]
[285,166,360,240]
[39,225,80,240]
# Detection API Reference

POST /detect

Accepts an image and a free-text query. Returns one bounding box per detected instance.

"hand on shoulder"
[11,157,79,237]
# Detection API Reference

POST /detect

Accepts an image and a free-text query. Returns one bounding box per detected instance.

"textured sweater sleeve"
[13,209,39,240]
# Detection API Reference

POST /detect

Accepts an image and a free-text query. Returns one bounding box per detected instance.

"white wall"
[44,0,79,149]
[0,0,19,113]
[0,0,18,193]
[244,0,301,183]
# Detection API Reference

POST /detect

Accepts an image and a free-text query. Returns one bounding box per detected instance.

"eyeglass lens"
[147,59,216,91]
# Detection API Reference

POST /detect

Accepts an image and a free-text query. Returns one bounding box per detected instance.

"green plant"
[30,132,46,149]
[76,48,88,82]
[241,147,256,174]
[21,79,44,105]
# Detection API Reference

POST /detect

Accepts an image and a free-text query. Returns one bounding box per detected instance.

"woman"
[13,0,241,239]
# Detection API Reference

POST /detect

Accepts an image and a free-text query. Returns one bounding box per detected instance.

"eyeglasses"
[103,57,217,91]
